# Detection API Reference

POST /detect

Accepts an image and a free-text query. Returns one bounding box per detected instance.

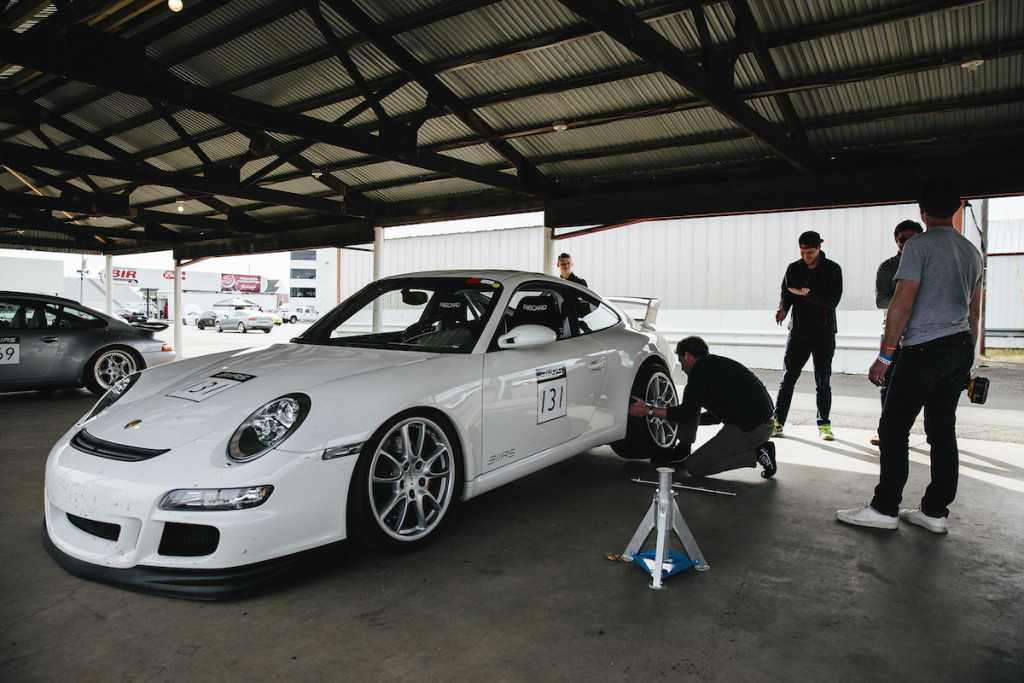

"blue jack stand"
[623,467,709,589]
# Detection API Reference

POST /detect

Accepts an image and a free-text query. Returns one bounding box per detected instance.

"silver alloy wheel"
[215,321,223,332]
[89,348,138,393]
[367,416,456,542]
[238,322,246,333]
[643,369,679,448]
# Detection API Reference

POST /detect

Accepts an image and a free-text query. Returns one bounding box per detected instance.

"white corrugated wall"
[320,204,1022,368]
[984,219,1024,348]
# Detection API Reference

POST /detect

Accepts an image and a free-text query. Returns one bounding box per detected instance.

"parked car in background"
[214,308,274,333]
[271,312,283,325]
[283,305,319,324]
[196,310,219,330]
[182,305,203,326]
[0,291,175,394]
[117,308,148,324]
[41,271,679,598]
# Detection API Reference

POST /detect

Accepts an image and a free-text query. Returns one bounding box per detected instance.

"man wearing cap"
[772,231,844,441]
[837,177,982,534]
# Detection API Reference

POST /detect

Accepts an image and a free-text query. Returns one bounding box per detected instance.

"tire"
[347,412,461,553]
[611,362,680,460]
[198,322,205,330]
[289,315,297,324]
[84,347,140,395]
[238,322,247,333]
[215,321,223,332]
[263,328,272,333]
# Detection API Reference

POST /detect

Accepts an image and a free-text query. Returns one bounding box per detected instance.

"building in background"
[4,203,1021,359]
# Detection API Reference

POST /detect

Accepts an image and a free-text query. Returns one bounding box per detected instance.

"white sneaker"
[836,503,898,530]
[899,506,948,534]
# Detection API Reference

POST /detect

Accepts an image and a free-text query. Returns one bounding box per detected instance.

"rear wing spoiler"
[605,296,661,332]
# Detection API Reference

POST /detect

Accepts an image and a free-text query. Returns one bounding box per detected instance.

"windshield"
[295,276,503,353]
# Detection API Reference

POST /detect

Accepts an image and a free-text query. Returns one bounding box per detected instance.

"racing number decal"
[0,337,19,364]
[167,371,256,402]
[537,365,567,424]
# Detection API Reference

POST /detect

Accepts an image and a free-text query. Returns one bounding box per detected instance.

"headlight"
[227,393,310,462]
[160,486,274,511]
[84,372,140,421]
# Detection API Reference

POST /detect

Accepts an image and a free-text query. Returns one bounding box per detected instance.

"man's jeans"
[675,411,774,477]
[870,332,974,518]
[879,343,902,408]
[774,332,835,426]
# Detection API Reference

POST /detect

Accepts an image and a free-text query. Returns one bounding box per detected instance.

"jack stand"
[623,467,709,589]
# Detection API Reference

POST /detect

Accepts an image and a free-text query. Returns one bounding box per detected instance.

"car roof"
[380,270,581,290]
[1,290,84,306]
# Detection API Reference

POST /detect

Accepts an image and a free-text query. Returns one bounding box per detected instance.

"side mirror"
[498,324,557,349]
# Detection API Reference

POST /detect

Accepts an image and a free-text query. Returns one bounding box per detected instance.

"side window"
[59,306,104,329]
[3,301,47,329]
[0,300,17,328]
[499,286,571,341]
[572,292,620,334]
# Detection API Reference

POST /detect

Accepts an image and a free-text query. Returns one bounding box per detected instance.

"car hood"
[84,343,433,449]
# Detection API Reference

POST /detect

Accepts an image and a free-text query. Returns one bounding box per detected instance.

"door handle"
[41,336,61,343]
[588,358,606,371]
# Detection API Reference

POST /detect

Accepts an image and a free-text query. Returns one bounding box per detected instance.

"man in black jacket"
[629,336,777,478]
[772,231,844,441]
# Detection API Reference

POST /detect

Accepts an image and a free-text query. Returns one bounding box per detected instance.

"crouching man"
[628,336,777,478]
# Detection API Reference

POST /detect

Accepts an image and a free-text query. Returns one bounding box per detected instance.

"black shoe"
[756,441,777,478]
[651,444,690,468]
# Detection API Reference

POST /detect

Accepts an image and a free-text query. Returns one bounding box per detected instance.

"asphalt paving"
[2,330,1021,682]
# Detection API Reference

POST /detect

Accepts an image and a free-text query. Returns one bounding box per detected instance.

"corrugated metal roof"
[1,0,1022,256]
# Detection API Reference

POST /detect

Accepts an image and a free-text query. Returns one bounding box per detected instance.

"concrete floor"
[2,368,1022,682]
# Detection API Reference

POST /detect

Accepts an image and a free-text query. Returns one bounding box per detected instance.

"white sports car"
[44,271,680,598]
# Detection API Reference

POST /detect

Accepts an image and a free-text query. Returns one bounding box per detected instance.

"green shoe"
[819,424,835,441]
[771,420,783,437]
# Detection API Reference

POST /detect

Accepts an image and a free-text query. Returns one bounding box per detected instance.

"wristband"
[880,344,896,352]
[877,353,892,365]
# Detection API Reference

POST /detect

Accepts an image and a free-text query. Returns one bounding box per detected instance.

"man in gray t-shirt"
[837,178,982,535]
[895,225,983,346]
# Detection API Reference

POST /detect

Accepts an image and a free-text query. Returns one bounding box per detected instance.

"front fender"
[279,354,485,477]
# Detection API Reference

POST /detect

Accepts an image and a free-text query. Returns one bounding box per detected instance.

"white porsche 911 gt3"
[44,270,680,598]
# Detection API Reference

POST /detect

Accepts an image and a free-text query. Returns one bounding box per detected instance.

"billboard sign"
[221,273,262,293]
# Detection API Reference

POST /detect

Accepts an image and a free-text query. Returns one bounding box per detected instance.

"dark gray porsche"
[0,291,176,394]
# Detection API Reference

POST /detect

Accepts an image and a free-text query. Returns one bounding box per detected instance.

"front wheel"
[348,413,461,553]
[611,363,679,460]
[215,321,223,332]
[289,315,297,324]
[197,322,205,330]
[84,347,139,395]
[238,322,247,333]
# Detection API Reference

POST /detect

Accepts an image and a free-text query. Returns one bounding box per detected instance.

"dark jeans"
[674,411,774,477]
[870,332,974,518]
[879,344,902,407]
[774,332,835,426]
